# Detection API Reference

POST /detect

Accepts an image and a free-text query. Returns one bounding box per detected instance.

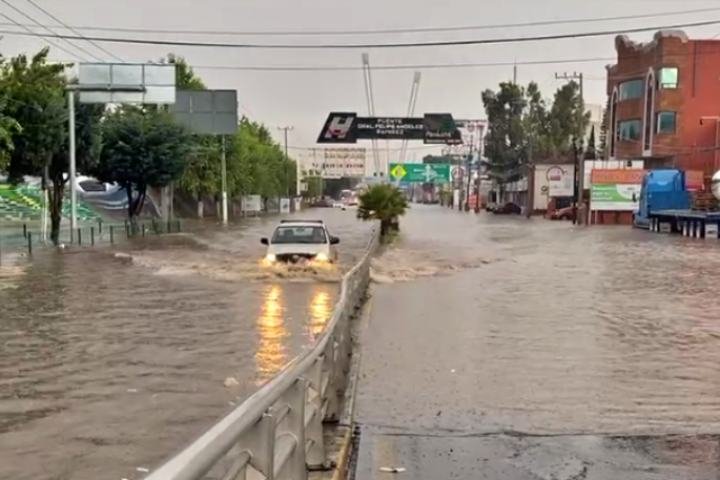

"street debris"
[224,377,240,387]
[380,467,406,473]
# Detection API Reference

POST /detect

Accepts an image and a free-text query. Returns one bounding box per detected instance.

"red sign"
[591,169,646,185]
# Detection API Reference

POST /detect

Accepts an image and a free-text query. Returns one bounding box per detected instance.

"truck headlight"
[315,252,329,262]
[265,254,276,263]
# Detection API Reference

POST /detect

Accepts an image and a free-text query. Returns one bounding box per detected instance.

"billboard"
[546,165,574,197]
[170,90,238,135]
[590,169,646,211]
[78,63,176,104]
[317,112,461,144]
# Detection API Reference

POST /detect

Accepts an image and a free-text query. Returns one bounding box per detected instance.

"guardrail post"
[77,228,82,245]
[322,338,341,422]
[276,379,307,480]
[27,232,32,256]
[91,226,95,246]
[97,218,103,234]
[110,226,114,244]
[22,223,27,238]
[303,359,327,468]
[238,412,275,480]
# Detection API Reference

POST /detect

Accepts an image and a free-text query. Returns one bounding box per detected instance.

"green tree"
[0,48,103,244]
[165,53,206,90]
[96,107,191,224]
[523,82,550,160]
[546,81,590,155]
[303,175,323,199]
[482,82,527,183]
[585,125,597,160]
[0,97,21,170]
[599,99,609,159]
[357,184,409,236]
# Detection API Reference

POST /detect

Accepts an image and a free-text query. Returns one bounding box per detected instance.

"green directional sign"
[389,163,451,183]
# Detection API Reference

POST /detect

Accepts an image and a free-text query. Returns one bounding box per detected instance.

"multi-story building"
[606,30,720,181]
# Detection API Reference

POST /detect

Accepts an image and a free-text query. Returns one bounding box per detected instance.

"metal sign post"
[68,90,77,231]
[220,136,228,224]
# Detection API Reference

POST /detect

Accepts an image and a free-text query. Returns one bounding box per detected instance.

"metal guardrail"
[145,227,379,480]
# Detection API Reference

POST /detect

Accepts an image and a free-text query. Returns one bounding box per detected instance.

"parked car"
[550,206,575,221]
[261,220,340,264]
[485,202,498,212]
[492,202,522,215]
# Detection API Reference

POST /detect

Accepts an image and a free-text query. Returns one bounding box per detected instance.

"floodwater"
[354,205,720,479]
[358,205,720,435]
[0,209,373,480]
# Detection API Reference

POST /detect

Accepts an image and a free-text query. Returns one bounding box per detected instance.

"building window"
[656,111,677,134]
[658,67,678,89]
[618,79,643,101]
[643,70,655,152]
[618,119,641,141]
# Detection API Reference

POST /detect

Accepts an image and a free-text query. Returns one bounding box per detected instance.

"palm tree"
[357,184,409,236]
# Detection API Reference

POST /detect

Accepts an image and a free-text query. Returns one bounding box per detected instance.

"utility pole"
[277,126,294,197]
[555,71,585,224]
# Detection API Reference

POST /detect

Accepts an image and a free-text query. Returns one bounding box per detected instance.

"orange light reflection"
[255,285,288,383]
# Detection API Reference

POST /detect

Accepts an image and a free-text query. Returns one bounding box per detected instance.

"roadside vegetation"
[482,80,594,192]
[357,184,409,237]
[0,48,296,244]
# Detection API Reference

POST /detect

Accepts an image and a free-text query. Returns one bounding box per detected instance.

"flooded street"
[0,209,372,480]
[6,203,720,479]
[355,205,720,479]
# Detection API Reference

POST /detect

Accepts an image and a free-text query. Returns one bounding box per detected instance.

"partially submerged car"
[261,220,340,264]
[550,206,575,221]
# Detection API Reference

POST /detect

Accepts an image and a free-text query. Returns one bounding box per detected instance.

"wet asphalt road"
[0,208,372,480]
[354,205,720,479]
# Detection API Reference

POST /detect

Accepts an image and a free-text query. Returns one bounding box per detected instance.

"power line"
[21,0,123,61]
[0,9,89,61]
[0,7,718,37]
[0,0,98,60]
[187,57,617,72]
[1,18,720,49]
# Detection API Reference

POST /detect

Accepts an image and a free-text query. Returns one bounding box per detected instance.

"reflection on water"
[0,210,362,480]
[255,285,289,382]
[254,285,335,384]
[308,289,332,339]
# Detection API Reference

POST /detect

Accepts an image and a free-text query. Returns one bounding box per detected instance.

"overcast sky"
[2,0,720,161]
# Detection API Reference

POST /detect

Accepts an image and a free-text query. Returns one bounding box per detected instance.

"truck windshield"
[272,226,327,244]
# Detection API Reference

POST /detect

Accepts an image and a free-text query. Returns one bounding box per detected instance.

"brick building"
[606,30,720,182]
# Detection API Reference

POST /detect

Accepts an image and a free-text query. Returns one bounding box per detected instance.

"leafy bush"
[357,184,409,235]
